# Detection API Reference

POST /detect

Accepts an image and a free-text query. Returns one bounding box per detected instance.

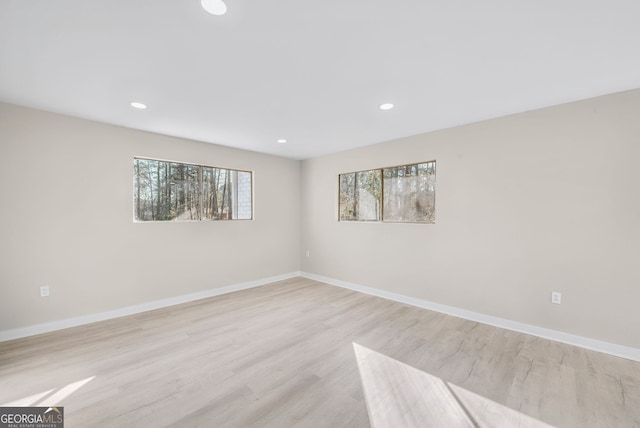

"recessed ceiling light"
[130,102,147,109]
[379,103,394,110]
[277,139,287,144]
[201,0,227,15]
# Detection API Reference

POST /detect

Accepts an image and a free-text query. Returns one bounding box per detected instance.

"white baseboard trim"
[300,272,640,363]
[0,271,301,342]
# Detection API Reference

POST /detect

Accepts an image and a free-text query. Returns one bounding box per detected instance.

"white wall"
[0,103,300,331]
[301,89,640,349]
[3,90,640,351]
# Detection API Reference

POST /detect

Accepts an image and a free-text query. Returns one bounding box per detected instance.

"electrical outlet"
[40,285,50,297]
[306,250,310,257]
[551,292,561,304]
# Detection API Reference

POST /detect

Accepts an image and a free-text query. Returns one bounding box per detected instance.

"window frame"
[338,160,436,224]
[133,157,253,222]
[337,168,382,222]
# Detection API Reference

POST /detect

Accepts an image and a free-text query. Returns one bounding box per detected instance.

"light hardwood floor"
[1,277,639,427]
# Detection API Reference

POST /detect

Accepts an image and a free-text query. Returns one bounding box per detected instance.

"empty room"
[1,1,639,427]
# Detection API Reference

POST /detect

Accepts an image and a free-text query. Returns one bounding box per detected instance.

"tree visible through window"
[134,158,252,221]
[383,162,436,222]
[339,161,435,223]
[339,170,381,221]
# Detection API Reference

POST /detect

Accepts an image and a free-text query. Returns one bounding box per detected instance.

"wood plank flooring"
[0,277,639,427]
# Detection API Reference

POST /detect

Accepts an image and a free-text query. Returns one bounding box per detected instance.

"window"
[133,158,252,221]
[383,162,436,222]
[339,161,435,223]
[339,169,381,221]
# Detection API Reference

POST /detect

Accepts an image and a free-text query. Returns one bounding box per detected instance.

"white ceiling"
[1,1,639,160]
